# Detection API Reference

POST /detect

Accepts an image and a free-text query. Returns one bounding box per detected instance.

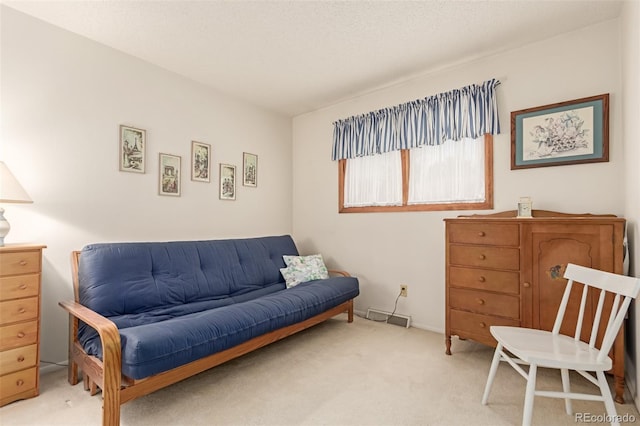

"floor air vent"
[366,308,411,328]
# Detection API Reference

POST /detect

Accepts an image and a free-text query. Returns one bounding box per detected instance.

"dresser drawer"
[449,309,520,344]
[449,245,519,270]
[448,223,519,246]
[0,275,39,301]
[449,266,520,294]
[0,297,38,325]
[0,366,37,401]
[0,251,40,276]
[449,288,520,319]
[0,321,38,351]
[0,344,37,375]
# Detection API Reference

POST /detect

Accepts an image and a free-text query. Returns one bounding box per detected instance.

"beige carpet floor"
[1,315,638,425]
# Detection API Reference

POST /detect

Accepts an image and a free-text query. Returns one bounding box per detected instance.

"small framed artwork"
[517,197,532,218]
[243,152,258,187]
[219,163,236,200]
[511,94,609,170]
[191,141,211,182]
[159,153,181,196]
[119,125,146,173]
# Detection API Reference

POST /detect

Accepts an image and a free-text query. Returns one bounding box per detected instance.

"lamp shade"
[0,162,33,203]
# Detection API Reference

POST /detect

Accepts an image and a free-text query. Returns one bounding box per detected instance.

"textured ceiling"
[3,0,623,117]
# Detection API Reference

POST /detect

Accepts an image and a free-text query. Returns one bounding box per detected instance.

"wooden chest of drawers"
[447,220,521,348]
[444,210,627,403]
[0,244,46,407]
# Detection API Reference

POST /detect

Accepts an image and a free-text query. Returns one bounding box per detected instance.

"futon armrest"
[59,300,122,376]
[59,300,119,339]
[328,269,351,277]
[59,300,122,423]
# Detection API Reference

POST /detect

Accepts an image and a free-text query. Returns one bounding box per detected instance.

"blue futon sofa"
[60,235,359,426]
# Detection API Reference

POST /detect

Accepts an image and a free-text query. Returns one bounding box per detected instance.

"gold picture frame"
[191,141,211,183]
[159,153,181,196]
[243,152,257,187]
[219,163,236,200]
[119,125,146,173]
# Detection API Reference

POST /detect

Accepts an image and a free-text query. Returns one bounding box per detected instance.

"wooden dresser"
[444,210,627,402]
[0,244,46,407]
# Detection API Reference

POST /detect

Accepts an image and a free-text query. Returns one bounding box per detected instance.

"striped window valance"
[332,79,501,160]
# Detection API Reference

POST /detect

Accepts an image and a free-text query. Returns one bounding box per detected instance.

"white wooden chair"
[481,263,640,426]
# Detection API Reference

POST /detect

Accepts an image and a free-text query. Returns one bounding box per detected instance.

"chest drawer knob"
[478,231,486,237]
[523,282,531,288]
[17,332,25,338]
[17,356,25,363]
[478,276,486,282]
[16,379,25,387]
[478,254,486,260]
[18,308,26,314]
[19,260,28,266]
[479,322,487,328]
[476,298,485,305]
[19,283,28,290]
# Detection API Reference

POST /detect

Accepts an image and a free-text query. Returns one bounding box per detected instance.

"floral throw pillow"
[280,254,329,288]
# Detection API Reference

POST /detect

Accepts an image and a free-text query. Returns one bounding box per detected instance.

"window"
[332,79,500,213]
[343,150,402,207]
[338,134,493,213]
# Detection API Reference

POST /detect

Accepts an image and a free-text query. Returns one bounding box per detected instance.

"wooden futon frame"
[60,251,354,426]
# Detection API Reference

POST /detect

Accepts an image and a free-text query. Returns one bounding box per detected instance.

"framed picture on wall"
[219,163,236,200]
[159,153,181,196]
[119,125,146,173]
[511,94,609,169]
[191,141,211,182]
[243,152,257,187]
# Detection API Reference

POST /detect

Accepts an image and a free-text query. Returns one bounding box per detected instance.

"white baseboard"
[625,352,639,411]
[409,321,444,334]
[40,363,67,375]
[354,309,445,334]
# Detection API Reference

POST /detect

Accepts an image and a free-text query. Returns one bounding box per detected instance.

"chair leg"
[561,368,572,415]
[482,343,503,405]
[596,370,620,426]
[522,364,537,426]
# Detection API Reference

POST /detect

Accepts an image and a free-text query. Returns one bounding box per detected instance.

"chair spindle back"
[553,263,640,362]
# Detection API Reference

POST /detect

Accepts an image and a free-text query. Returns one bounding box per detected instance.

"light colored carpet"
[1,315,638,425]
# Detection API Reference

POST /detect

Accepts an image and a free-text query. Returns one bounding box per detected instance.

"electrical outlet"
[400,284,408,297]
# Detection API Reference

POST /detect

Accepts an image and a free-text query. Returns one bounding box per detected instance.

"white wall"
[621,0,640,409]
[0,7,293,366]
[2,4,636,409]
[292,20,623,331]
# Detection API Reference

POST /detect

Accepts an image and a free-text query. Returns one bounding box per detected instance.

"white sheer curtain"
[344,150,402,207]
[408,137,485,204]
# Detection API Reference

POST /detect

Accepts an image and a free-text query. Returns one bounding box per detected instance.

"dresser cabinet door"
[523,223,617,340]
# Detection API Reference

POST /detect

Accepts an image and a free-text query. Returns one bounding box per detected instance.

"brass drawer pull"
[16,379,24,387]
[17,332,25,338]
[479,322,487,328]
[476,298,485,305]
[523,282,531,288]
[478,276,486,282]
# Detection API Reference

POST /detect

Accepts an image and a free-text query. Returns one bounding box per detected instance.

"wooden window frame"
[338,134,494,213]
